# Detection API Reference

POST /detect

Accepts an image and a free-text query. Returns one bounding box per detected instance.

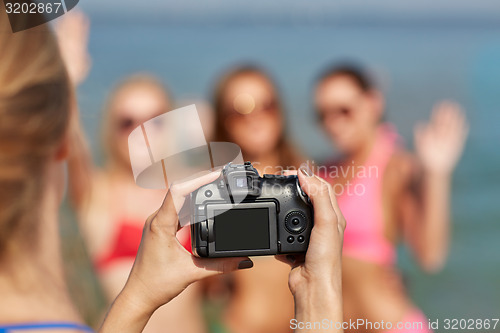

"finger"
[151,170,221,234]
[438,103,468,148]
[275,254,305,268]
[448,106,466,134]
[435,101,461,137]
[282,170,298,176]
[289,166,342,230]
[275,254,292,266]
[441,102,462,138]
[324,178,346,233]
[297,165,337,230]
[304,166,345,232]
[169,170,221,199]
[192,257,253,279]
[164,170,221,215]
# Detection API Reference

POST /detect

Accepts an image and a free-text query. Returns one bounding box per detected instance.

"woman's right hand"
[278,165,346,332]
[99,171,253,333]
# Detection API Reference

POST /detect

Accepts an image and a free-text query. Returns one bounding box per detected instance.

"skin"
[8,13,343,332]
[314,75,468,332]
[217,73,295,333]
[100,167,346,333]
[0,137,87,333]
[0,124,345,333]
[73,83,208,333]
[56,12,209,327]
[56,10,91,86]
[223,73,285,175]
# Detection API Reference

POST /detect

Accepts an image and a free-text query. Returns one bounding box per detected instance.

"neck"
[0,162,80,323]
[344,127,379,166]
[246,149,282,175]
[107,159,134,181]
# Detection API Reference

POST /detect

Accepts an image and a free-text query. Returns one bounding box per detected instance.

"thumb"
[192,257,253,279]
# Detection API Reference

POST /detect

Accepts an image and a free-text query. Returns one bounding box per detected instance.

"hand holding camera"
[278,165,345,331]
[101,163,345,333]
[101,171,253,333]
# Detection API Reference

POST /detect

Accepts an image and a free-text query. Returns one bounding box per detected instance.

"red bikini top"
[95,219,192,271]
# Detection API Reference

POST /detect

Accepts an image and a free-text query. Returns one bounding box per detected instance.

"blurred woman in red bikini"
[55,13,206,331]
[208,65,304,333]
[314,64,469,333]
[68,74,206,333]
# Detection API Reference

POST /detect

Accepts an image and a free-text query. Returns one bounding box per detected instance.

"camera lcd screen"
[214,208,270,251]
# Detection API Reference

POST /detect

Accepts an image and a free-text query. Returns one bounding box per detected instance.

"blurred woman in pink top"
[314,64,468,333]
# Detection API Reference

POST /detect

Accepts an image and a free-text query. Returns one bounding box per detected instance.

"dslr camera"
[190,162,313,257]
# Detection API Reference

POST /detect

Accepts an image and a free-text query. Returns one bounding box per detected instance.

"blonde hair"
[0,9,71,255]
[100,73,171,169]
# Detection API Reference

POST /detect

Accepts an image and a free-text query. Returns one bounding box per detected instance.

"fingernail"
[299,163,313,177]
[238,260,253,270]
[286,255,296,264]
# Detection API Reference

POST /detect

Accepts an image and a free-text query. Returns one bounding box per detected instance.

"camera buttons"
[287,236,295,243]
[200,220,208,241]
[298,235,305,243]
[205,190,213,197]
[285,211,308,234]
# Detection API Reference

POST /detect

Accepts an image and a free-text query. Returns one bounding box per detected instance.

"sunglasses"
[226,98,279,118]
[116,113,165,133]
[317,106,353,122]
[117,117,137,132]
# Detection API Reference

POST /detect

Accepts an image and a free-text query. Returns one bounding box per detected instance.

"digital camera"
[190,162,313,257]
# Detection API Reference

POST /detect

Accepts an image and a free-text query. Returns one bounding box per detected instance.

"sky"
[79,0,500,25]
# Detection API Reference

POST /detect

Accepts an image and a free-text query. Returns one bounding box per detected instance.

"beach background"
[60,0,500,330]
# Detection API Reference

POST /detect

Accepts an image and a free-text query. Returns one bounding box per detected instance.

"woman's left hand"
[100,171,252,333]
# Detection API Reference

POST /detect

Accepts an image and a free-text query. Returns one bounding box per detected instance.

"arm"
[402,101,468,273]
[56,10,94,211]
[99,167,346,333]
[279,165,345,332]
[398,155,451,273]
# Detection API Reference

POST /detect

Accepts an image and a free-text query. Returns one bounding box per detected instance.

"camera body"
[190,162,313,257]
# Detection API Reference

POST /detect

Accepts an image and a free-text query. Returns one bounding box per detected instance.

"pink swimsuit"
[321,124,431,333]
[336,124,399,266]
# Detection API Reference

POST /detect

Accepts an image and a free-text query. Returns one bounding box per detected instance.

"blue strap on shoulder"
[0,322,93,332]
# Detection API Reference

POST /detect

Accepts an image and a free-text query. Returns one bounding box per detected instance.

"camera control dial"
[285,211,308,234]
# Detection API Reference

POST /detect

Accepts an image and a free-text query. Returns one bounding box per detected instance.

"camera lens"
[285,211,307,234]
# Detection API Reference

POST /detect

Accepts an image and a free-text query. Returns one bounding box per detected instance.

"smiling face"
[219,72,284,157]
[104,77,171,168]
[315,74,384,155]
